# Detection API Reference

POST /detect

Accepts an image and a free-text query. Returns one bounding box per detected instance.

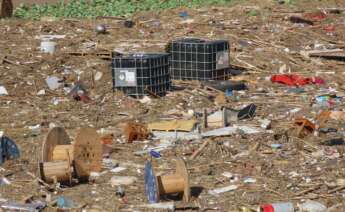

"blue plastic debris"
[56,196,76,209]
[144,160,159,203]
[179,11,189,19]
[149,150,161,158]
[0,136,20,165]
[225,89,233,97]
[271,144,283,149]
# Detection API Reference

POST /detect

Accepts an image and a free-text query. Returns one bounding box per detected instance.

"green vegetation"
[14,0,235,20]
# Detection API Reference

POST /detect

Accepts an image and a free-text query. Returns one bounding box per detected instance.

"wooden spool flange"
[42,127,72,162]
[40,127,73,183]
[73,128,102,179]
[144,158,190,203]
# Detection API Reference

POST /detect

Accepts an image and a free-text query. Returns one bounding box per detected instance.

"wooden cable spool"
[144,158,190,203]
[39,127,102,184]
[73,128,102,179]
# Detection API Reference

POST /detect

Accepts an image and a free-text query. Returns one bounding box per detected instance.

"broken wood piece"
[300,49,345,61]
[204,108,228,128]
[316,111,331,128]
[289,15,314,25]
[67,52,111,60]
[148,119,197,132]
[190,140,210,159]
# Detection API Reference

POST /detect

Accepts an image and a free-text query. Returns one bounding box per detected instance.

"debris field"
[1,0,345,211]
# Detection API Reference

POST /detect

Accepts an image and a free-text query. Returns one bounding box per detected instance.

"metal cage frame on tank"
[168,38,230,81]
[111,53,171,97]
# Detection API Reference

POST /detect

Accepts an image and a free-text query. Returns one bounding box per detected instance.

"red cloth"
[271,74,325,86]
[261,204,275,212]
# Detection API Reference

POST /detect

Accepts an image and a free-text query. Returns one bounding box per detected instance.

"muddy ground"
[1,0,345,211]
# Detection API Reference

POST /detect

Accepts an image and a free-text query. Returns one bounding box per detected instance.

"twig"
[25,171,53,190]
[294,184,321,197]
[328,185,345,194]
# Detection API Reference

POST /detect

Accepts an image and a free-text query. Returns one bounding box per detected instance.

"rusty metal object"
[124,122,149,143]
[294,118,315,138]
[0,0,13,18]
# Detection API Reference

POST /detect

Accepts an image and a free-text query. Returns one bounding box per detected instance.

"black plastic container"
[168,38,230,80]
[111,53,171,97]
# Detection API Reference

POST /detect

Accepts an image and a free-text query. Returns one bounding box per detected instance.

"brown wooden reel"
[155,158,190,202]
[40,127,102,183]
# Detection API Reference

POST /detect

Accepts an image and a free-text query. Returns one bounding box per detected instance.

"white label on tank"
[115,68,137,87]
[216,51,229,69]
[125,71,135,83]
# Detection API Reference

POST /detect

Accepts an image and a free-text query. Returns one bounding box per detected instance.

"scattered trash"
[271,144,283,149]
[179,11,189,19]
[139,96,152,104]
[94,71,103,81]
[0,86,8,96]
[0,177,10,185]
[259,119,271,129]
[260,202,294,212]
[202,80,247,93]
[56,196,78,209]
[95,24,107,34]
[45,76,61,90]
[124,20,135,28]
[137,202,175,210]
[304,11,327,22]
[0,200,46,212]
[314,95,342,108]
[152,125,262,141]
[271,74,324,86]
[208,185,238,196]
[40,39,56,54]
[318,127,337,134]
[36,89,45,96]
[243,177,256,184]
[322,138,344,146]
[110,176,137,186]
[110,166,127,173]
[298,200,327,212]
[115,186,125,197]
[238,104,257,120]
[289,16,314,25]
[149,150,161,158]
[294,118,315,138]
[69,82,91,103]
[0,135,20,165]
